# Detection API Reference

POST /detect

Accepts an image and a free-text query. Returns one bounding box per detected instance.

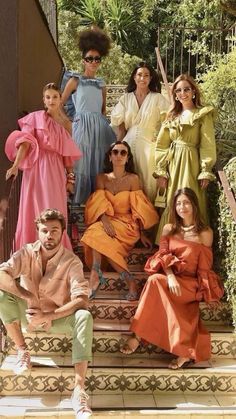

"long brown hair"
[167,74,202,120]
[169,188,206,234]
[127,62,161,93]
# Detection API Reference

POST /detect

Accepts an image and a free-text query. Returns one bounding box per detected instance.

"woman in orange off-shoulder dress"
[121,187,224,367]
[81,141,158,300]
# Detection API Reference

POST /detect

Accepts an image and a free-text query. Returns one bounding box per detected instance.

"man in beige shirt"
[0,209,93,418]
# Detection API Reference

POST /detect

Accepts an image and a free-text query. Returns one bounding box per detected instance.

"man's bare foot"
[168,357,192,369]
[120,335,140,354]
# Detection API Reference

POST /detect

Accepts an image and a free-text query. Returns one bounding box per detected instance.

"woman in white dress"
[111,62,169,203]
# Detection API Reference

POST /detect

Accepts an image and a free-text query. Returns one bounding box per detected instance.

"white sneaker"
[14,349,31,375]
[71,386,92,418]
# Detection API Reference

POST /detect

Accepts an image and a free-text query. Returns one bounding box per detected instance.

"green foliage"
[201,48,236,168]
[209,158,236,328]
[57,0,235,75]
[204,48,236,328]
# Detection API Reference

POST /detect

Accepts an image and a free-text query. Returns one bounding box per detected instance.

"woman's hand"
[140,232,152,248]
[167,274,181,296]
[199,179,209,189]
[156,176,168,189]
[6,165,18,180]
[101,214,116,238]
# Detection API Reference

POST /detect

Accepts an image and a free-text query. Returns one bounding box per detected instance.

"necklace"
[180,224,195,232]
[109,172,128,194]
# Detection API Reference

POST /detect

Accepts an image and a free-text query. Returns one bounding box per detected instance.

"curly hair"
[169,188,207,234]
[127,62,161,93]
[167,74,202,120]
[79,26,111,57]
[103,141,136,174]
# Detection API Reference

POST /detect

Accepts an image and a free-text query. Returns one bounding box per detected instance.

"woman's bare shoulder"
[96,173,107,189]
[162,223,173,236]
[129,173,141,190]
[200,226,213,247]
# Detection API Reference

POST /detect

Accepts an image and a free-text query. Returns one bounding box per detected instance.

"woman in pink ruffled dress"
[5,83,81,250]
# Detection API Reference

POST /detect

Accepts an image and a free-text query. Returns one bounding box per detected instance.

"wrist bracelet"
[67,172,75,180]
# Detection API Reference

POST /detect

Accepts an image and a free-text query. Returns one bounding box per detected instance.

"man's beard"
[43,239,60,250]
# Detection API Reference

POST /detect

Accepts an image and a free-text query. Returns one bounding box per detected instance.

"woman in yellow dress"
[153,74,216,243]
[81,141,159,300]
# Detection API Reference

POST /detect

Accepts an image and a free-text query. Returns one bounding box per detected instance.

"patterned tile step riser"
[89,301,232,326]
[0,367,236,395]
[85,272,148,293]
[5,333,236,359]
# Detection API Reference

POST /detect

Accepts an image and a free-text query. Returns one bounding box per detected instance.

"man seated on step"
[0,208,93,418]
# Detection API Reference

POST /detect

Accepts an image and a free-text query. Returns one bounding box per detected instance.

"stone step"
[0,393,236,417]
[0,355,236,395]
[89,299,232,326]
[5,329,235,359]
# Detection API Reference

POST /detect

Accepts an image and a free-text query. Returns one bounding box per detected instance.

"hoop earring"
[192,94,195,99]
[175,97,179,101]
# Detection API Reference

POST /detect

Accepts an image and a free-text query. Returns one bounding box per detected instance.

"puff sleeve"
[196,246,224,303]
[197,108,217,182]
[130,190,159,230]
[84,190,114,225]
[144,236,187,274]
[153,114,171,179]
[110,94,126,127]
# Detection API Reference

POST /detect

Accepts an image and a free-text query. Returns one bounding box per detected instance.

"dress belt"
[167,139,198,162]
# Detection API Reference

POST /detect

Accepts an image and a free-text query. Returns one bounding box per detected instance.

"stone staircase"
[0,206,236,418]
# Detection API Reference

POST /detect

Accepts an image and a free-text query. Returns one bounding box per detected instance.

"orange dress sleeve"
[144,236,187,274]
[130,190,159,229]
[196,246,224,303]
[84,190,114,225]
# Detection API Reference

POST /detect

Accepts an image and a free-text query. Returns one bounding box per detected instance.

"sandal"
[168,357,193,369]
[89,263,107,299]
[120,271,138,301]
[120,335,141,355]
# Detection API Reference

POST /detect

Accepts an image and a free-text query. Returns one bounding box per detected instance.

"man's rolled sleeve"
[69,259,89,299]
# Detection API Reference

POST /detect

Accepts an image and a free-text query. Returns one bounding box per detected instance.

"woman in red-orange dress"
[121,187,223,368]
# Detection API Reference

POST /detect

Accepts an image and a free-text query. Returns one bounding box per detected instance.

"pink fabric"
[5,111,82,250]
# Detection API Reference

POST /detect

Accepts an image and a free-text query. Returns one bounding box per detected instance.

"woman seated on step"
[81,141,159,300]
[121,187,224,368]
